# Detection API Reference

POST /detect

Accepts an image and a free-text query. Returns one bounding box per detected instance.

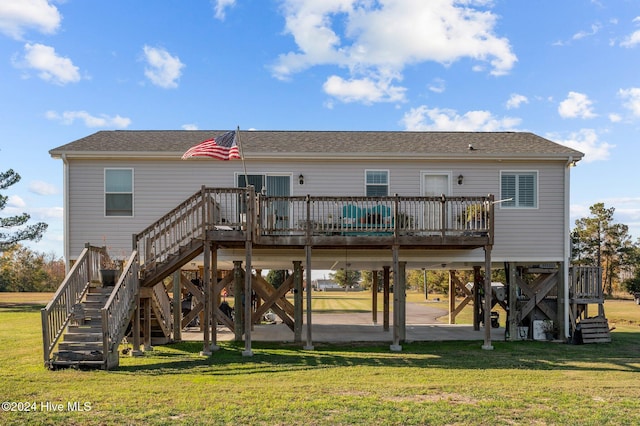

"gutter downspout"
[61,154,70,272]
[563,156,574,339]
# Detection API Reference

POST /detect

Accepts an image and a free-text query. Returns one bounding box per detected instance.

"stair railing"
[101,250,139,369]
[41,244,107,366]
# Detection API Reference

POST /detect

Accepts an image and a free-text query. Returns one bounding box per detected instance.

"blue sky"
[1,0,640,259]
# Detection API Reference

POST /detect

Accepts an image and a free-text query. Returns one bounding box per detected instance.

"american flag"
[181,131,241,161]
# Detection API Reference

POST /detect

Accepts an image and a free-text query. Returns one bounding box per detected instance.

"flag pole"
[235,126,250,188]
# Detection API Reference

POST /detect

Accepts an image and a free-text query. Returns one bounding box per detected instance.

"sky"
[1,0,640,261]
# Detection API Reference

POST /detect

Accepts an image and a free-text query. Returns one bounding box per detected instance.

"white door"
[423,174,450,231]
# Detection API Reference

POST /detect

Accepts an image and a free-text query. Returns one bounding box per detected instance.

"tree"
[266,269,288,289]
[0,169,48,251]
[571,203,635,295]
[329,269,361,288]
[0,244,61,292]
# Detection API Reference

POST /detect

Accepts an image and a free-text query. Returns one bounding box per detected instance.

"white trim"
[499,170,539,209]
[420,171,452,196]
[104,168,134,217]
[364,169,390,196]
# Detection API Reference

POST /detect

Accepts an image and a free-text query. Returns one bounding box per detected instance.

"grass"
[1,292,640,425]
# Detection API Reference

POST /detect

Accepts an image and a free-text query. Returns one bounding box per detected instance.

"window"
[366,170,389,196]
[501,171,537,208]
[105,169,133,216]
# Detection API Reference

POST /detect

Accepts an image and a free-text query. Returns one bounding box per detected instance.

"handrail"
[569,266,602,300]
[135,187,249,272]
[101,250,139,369]
[41,244,107,366]
[257,194,494,238]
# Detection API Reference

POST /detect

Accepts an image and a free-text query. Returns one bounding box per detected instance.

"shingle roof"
[49,130,584,160]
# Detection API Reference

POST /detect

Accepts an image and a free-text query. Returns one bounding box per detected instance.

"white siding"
[65,157,568,264]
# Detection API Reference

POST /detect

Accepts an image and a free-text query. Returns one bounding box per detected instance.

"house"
[314,279,342,291]
[44,130,598,369]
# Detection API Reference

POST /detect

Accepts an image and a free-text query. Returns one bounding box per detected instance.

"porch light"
[457,174,464,185]
[298,174,304,185]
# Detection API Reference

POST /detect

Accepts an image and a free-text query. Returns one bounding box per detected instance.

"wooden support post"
[383,266,390,331]
[398,261,407,342]
[473,266,482,331]
[390,246,402,351]
[293,260,303,343]
[304,244,314,350]
[372,270,378,325]
[557,261,566,340]
[233,260,243,342]
[507,262,518,340]
[482,245,494,350]
[243,240,253,357]
[201,242,211,356]
[448,270,455,324]
[131,293,142,356]
[172,270,182,342]
[211,245,219,351]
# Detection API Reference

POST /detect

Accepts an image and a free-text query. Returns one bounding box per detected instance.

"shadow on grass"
[114,332,640,375]
[0,303,46,312]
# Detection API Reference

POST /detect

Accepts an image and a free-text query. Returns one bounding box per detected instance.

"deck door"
[266,175,291,230]
[422,173,451,231]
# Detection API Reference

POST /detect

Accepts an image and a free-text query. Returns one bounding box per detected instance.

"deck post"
[293,260,303,343]
[390,245,402,351]
[448,270,455,324]
[304,244,314,350]
[473,266,482,331]
[131,293,142,356]
[233,260,243,342]
[383,266,390,331]
[200,242,212,356]
[507,262,518,340]
[398,261,407,342]
[371,270,378,325]
[172,270,182,342]
[482,245,494,350]
[211,245,219,351]
[243,186,254,357]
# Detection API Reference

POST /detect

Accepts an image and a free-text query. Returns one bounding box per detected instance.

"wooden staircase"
[52,284,114,369]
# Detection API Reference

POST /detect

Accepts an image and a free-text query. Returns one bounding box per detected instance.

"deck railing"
[569,266,603,301]
[135,187,248,271]
[101,250,139,369]
[257,194,494,238]
[41,244,107,365]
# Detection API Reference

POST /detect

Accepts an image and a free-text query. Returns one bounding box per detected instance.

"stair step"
[50,359,105,369]
[55,350,104,362]
[63,332,102,342]
[58,341,103,351]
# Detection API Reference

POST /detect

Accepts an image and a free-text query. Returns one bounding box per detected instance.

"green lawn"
[1,293,640,425]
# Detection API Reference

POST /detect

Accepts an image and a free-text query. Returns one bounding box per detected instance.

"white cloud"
[0,0,61,40]
[29,180,58,196]
[558,91,596,119]
[618,87,640,117]
[550,129,614,163]
[182,124,199,130]
[17,43,81,85]
[572,23,601,41]
[608,113,622,123]
[428,78,445,94]
[45,110,132,128]
[323,74,406,104]
[212,0,236,20]
[142,45,185,89]
[401,106,521,131]
[7,195,26,208]
[506,93,528,109]
[620,17,640,47]
[273,0,516,104]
